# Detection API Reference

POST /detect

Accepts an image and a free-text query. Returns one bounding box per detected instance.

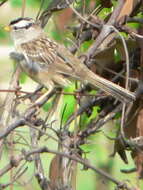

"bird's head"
[5,17,43,45]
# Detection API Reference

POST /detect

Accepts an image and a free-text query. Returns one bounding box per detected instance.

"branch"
[0,146,135,190]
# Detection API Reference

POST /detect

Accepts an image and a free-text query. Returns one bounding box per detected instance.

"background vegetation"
[0,0,143,190]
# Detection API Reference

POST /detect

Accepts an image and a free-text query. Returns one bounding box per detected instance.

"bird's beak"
[4,25,11,32]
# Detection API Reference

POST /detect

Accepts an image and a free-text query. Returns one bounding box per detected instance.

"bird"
[4,17,135,103]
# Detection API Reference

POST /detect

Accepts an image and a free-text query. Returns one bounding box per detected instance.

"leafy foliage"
[1,0,143,190]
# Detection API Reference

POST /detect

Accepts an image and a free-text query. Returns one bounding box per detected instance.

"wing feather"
[21,37,57,65]
[21,36,77,77]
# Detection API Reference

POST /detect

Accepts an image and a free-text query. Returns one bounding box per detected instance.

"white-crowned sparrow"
[5,17,135,102]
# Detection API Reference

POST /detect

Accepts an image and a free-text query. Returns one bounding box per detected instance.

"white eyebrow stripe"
[13,20,32,28]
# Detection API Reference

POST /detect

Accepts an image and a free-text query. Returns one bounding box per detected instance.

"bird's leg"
[28,88,55,115]
[34,87,55,106]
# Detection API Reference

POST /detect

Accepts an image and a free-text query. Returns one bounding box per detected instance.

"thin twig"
[25,147,134,190]
[0,146,134,189]
[21,0,26,17]
[66,0,101,29]
[0,89,32,94]
[110,25,130,140]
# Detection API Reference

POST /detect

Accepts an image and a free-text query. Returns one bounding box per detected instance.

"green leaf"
[51,30,63,42]
[114,112,121,119]
[88,106,100,120]
[127,22,140,29]
[114,49,121,63]
[0,29,7,39]
[80,143,95,152]
[10,0,39,7]
[80,112,89,128]
[80,40,93,53]
[19,72,27,84]
[43,102,52,112]
[60,84,76,124]
[10,0,22,7]
[80,106,100,129]
[26,0,38,6]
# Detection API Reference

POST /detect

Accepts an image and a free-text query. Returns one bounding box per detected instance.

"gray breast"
[20,54,44,77]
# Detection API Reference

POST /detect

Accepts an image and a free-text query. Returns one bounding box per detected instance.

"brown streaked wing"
[21,37,57,65]
[21,36,76,77]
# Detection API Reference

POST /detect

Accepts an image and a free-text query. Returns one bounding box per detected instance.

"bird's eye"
[14,26,18,30]
[25,23,32,29]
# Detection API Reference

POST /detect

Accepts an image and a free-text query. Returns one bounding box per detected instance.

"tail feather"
[58,46,135,103]
[84,69,135,103]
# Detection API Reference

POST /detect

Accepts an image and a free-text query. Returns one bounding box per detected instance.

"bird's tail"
[58,45,135,103]
[83,68,135,103]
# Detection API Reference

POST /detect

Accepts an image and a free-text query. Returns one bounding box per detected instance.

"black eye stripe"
[25,23,33,29]
[14,26,18,30]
